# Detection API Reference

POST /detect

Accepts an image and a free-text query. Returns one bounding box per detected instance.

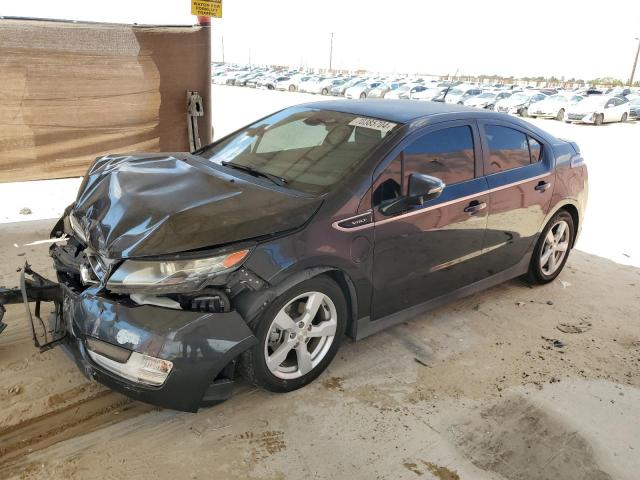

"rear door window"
[484,125,531,174]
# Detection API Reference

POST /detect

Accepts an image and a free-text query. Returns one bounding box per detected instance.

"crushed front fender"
[60,283,257,411]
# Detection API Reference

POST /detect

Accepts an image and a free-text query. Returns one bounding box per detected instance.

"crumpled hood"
[71,153,322,259]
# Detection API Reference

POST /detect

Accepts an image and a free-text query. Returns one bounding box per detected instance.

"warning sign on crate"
[191,0,222,18]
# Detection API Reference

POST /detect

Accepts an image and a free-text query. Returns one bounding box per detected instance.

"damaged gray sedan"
[0,101,587,411]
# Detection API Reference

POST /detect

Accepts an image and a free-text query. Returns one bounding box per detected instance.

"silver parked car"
[345,81,383,99]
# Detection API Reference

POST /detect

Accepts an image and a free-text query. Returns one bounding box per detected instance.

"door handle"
[464,201,487,215]
[534,181,551,192]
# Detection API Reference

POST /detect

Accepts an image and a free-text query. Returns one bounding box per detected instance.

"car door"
[477,121,554,275]
[371,121,490,320]
[603,98,618,122]
[610,97,628,122]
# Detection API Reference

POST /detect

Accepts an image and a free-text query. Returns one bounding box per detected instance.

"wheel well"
[323,270,357,339]
[559,204,579,247]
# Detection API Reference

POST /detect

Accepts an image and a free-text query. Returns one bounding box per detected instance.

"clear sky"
[5,0,640,81]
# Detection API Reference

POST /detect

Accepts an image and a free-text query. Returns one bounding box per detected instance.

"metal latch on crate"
[187,90,204,152]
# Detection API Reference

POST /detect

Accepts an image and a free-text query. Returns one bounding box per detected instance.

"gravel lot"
[1,85,639,479]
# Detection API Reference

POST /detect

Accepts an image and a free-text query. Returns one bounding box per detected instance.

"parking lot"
[1,85,639,479]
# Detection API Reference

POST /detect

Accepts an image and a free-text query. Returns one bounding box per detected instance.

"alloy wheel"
[264,292,338,380]
[539,220,570,276]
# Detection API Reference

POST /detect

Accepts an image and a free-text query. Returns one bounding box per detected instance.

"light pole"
[221,35,225,63]
[329,32,334,72]
[630,37,640,86]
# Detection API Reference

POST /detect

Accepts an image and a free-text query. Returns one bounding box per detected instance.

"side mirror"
[378,174,445,216]
[408,173,445,205]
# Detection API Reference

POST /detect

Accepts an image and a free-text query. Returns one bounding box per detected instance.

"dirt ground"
[1,86,639,479]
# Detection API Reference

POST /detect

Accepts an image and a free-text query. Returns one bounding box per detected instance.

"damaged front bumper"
[1,260,258,413]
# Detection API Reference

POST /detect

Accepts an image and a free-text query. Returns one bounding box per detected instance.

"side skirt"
[354,255,530,341]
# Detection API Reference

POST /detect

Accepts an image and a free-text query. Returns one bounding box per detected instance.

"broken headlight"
[106,249,249,294]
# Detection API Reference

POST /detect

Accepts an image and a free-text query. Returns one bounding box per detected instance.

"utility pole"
[221,35,225,63]
[329,32,334,72]
[630,37,640,86]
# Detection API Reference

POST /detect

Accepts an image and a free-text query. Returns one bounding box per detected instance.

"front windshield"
[198,107,401,195]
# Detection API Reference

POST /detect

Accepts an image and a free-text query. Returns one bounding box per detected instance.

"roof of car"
[295,99,559,144]
[297,99,500,123]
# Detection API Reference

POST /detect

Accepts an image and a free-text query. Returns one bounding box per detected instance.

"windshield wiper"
[221,161,288,187]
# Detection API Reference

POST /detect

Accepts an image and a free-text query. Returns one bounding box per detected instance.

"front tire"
[289,85,296,92]
[528,210,575,284]
[240,276,347,393]
[520,107,529,117]
[621,112,628,122]
[595,113,604,126]
[556,108,565,121]
[321,88,328,95]
[360,92,366,99]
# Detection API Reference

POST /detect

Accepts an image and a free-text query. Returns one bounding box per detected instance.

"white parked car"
[443,87,483,104]
[305,78,346,95]
[412,87,447,101]
[463,91,512,110]
[528,94,584,120]
[495,91,547,116]
[276,75,311,92]
[345,81,382,99]
[384,83,428,100]
[565,95,630,125]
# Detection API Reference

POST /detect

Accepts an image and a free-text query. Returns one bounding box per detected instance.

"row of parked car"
[213,64,640,125]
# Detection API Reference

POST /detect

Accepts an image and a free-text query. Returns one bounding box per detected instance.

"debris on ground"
[414,357,430,367]
[19,207,32,215]
[560,280,571,289]
[557,321,592,334]
[542,336,566,349]
[516,301,526,307]
[546,300,554,305]
[8,384,22,395]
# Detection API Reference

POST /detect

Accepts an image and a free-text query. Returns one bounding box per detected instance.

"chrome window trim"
[331,173,550,232]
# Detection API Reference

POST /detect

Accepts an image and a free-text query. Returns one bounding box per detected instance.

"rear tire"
[556,108,565,121]
[289,85,296,92]
[621,112,628,122]
[360,92,366,99]
[520,107,529,117]
[527,210,575,285]
[321,88,328,95]
[594,113,604,125]
[239,276,347,393]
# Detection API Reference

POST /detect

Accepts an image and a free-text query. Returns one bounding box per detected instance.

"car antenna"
[442,67,459,102]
